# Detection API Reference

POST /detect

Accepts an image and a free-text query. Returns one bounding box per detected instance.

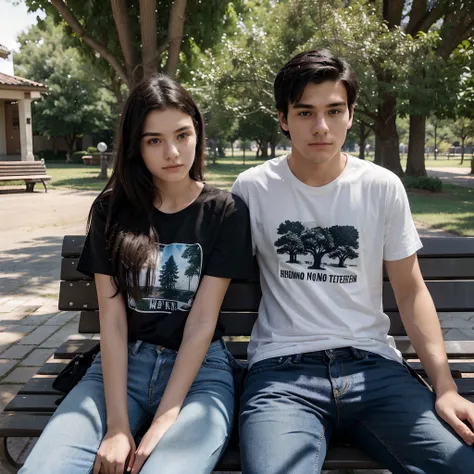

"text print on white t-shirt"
[274,220,359,284]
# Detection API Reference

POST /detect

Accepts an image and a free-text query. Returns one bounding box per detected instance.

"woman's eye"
[148,138,161,145]
[177,132,190,140]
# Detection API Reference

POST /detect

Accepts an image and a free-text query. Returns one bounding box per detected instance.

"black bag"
[52,342,100,403]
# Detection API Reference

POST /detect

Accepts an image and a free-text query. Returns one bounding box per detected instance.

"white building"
[0,44,47,161]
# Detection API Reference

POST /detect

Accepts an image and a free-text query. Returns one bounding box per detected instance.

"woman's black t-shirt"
[76,184,254,349]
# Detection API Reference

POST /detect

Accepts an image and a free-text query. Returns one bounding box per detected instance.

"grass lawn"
[408,185,474,237]
[3,154,472,236]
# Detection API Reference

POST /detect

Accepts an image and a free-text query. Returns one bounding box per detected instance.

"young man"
[232,49,474,474]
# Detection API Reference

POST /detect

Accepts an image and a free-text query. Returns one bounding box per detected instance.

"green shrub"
[403,176,443,192]
[35,149,68,162]
[86,146,98,154]
[71,150,90,164]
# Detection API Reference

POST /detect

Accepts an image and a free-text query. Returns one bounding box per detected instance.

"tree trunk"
[471,156,474,175]
[406,115,427,176]
[166,0,187,78]
[461,137,465,165]
[434,120,438,160]
[231,141,234,157]
[374,134,382,165]
[111,0,140,84]
[375,95,403,176]
[260,140,269,159]
[139,0,158,79]
[65,134,76,163]
[243,140,246,165]
[359,122,366,160]
[270,141,277,158]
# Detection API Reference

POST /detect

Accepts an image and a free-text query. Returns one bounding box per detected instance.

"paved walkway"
[426,167,474,189]
[0,186,472,474]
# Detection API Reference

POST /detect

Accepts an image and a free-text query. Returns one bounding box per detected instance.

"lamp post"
[97,142,108,179]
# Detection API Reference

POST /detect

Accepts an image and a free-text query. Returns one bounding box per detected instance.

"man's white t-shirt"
[232,154,422,367]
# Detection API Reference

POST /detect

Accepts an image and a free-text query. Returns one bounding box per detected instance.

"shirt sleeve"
[203,194,254,279]
[383,176,423,261]
[76,199,115,277]
[232,174,256,255]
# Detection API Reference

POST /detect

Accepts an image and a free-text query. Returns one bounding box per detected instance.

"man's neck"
[287,151,347,187]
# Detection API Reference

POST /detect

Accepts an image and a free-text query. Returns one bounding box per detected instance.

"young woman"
[19,75,253,474]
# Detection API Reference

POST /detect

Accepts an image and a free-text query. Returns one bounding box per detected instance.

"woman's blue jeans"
[240,347,474,474]
[19,339,234,474]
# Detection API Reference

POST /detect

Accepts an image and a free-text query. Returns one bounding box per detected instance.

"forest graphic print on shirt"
[128,243,203,314]
[274,221,360,284]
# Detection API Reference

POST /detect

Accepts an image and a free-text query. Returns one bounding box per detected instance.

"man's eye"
[329,109,342,115]
[298,111,311,117]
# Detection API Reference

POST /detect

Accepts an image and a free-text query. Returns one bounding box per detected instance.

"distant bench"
[0,160,51,192]
[0,236,474,472]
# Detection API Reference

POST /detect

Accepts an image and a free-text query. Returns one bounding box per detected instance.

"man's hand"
[435,390,474,445]
[130,414,177,473]
[93,429,136,474]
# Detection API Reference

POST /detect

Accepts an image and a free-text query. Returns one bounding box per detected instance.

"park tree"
[196,0,289,156]
[400,1,474,176]
[159,255,179,290]
[301,227,335,270]
[25,0,247,89]
[328,225,359,267]
[274,220,306,263]
[182,245,201,290]
[450,118,474,164]
[13,18,115,161]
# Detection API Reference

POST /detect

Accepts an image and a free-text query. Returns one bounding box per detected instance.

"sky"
[0,0,45,75]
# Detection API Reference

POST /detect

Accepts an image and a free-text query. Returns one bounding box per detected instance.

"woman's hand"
[130,415,176,474]
[93,429,136,474]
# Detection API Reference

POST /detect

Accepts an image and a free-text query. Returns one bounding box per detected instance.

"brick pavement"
[0,187,473,473]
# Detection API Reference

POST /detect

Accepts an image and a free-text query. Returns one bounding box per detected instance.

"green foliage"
[71,150,90,164]
[403,176,443,193]
[13,18,115,155]
[25,0,248,87]
[35,149,68,162]
[86,146,98,154]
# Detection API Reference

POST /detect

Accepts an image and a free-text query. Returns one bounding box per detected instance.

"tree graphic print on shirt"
[128,243,203,314]
[274,221,359,270]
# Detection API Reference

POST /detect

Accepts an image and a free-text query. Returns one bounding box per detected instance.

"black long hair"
[89,74,206,300]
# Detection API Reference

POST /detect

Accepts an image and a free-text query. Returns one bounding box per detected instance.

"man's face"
[279,81,353,165]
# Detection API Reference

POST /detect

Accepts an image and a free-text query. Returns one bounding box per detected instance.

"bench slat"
[54,337,474,363]
[4,394,60,412]
[62,256,474,281]
[37,362,68,376]
[0,175,51,180]
[54,339,99,359]
[0,412,52,437]
[19,377,60,395]
[59,279,474,313]
[61,235,474,259]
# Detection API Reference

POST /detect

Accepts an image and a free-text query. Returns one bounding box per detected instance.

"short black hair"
[274,49,359,138]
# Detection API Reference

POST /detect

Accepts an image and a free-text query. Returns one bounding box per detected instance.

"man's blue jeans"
[19,339,234,474]
[240,347,474,474]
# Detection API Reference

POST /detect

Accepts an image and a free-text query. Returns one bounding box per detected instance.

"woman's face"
[140,107,197,184]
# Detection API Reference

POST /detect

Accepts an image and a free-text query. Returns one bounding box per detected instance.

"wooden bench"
[1,235,474,472]
[0,160,51,193]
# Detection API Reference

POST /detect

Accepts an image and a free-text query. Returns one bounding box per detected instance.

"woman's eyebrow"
[142,126,192,138]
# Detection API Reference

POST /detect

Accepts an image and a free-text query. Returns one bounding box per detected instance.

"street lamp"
[97,142,108,179]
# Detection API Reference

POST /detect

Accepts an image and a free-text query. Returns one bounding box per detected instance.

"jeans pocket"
[248,355,292,376]
[203,348,232,372]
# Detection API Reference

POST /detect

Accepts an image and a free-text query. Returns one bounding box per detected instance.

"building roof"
[0,72,48,91]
